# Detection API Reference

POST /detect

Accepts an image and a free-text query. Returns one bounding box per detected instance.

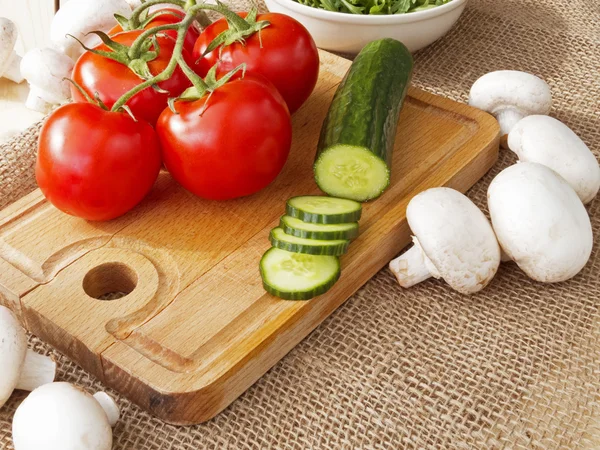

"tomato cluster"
[36,7,319,221]
[71,29,196,125]
[194,13,319,114]
[109,7,200,53]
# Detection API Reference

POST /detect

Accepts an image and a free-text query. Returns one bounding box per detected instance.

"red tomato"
[156,75,292,200]
[36,103,162,221]
[109,7,199,52]
[71,30,196,125]
[193,13,319,114]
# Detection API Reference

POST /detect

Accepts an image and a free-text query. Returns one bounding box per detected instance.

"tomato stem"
[127,0,212,32]
[139,9,182,28]
[181,0,213,27]
[129,0,186,28]
[177,55,209,95]
[111,5,200,112]
[111,2,248,113]
[200,7,270,57]
[128,23,179,59]
[67,32,130,65]
[63,78,105,109]
[212,3,252,31]
[183,0,197,10]
[195,11,213,29]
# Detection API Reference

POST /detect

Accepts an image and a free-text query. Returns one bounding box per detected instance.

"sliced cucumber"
[280,215,359,241]
[286,196,362,224]
[315,146,390,202]
[260,248,341,300]
[270,227,349,256]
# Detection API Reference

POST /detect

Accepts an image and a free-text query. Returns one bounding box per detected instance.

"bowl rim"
[264,0,468,24]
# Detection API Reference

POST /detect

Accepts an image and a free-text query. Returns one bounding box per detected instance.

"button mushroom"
[389,187,501,294]
[12,382,120,450]
[0,18,24,83]
[488,162,593,283]
[508,115,600,204]
[469,71,552,146]
[0,306,56,409]
[50,0,132,61]
[20,47,75,113]
[125,0,143,8]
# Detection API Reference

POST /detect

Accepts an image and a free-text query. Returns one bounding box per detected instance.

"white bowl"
[264,0,468,55]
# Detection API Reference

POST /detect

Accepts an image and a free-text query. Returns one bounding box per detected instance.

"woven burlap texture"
[2,0,600,448]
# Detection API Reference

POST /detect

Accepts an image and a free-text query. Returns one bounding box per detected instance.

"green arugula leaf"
[294,0,452,15]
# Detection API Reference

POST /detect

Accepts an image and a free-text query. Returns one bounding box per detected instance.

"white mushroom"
[20,47,75,113]
[469,71,552,145]
[93,392,121,427]
[0,18,24,83]
[488,162,593,283]
[508,115,600,204]
[12,382,120,450]
[50,0,132,61]
[0,306,56,409]
[125,0,143,8]
[389,187,501,294]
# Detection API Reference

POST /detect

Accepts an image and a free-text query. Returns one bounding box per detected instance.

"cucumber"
[286,196,362,224]
[280,215,359,241]
[270,227,349,256]
[314,38,413,202]
[260,248,341,300]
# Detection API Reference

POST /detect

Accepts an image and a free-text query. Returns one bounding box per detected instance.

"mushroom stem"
[15,350,56,392]
[25,89,50,113]
[93,392,120,427]
[389,239,436,288]
[496,108,524,137]
[500,248,512,262]
[4,51,23,83]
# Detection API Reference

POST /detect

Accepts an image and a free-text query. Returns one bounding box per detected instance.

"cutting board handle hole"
[82,262,138,301]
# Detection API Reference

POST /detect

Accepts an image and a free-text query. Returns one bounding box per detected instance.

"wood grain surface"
[0,50,500,424]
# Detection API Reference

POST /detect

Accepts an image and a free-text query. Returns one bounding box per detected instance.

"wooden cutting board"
[0,50,499,425]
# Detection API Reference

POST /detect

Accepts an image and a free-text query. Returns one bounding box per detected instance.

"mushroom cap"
[406,187,501,294]
[0,18,18,75]
[469,71,552,116]
[0,306,27,408]
[12,382,113,450]
[20,48,74,104]
[50,0,132,60]
[508,115,600,204]
[487,162,593,283]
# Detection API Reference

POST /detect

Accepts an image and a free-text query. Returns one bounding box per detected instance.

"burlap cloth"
[1,0,600,448]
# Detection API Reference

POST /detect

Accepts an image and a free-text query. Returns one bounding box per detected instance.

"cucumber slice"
[260,248,341,300]
[280,215,359,241]
[314,38,413,202]
[270,227,349,256]
[286,196,362,224]
[315,145,390,202]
